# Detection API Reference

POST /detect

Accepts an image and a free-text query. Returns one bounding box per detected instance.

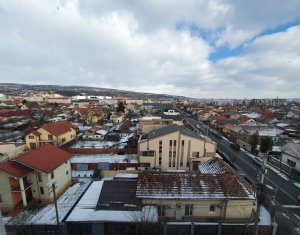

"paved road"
[183,114,300,235]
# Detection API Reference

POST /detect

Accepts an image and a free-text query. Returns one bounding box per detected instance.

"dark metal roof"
[161,114,183,121]
[96,180,141,211]
[147,124,201,140]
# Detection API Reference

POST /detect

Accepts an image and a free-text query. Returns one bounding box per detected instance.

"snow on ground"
[258,206,271,225]
[294,182,300,189]
[8,180,91,225]
[70,140,119,148]
[71,154,137,163]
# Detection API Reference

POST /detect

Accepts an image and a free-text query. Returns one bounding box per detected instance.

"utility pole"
[49,182,60,235]
[0,209,6,235]
[254,137,272,235]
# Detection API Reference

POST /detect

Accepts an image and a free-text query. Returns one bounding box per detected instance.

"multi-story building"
[25,121,77,149]
[139,116,174,134]
[0,144,72,212]
[138,124,216,171]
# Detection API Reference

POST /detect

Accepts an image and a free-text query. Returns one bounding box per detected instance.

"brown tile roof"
[41,121,75,136]
[136,172,255,200]
[0,161,33,178]
[13,144,72,173]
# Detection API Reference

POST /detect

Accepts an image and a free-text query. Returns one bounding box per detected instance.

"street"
[183,114,300,235]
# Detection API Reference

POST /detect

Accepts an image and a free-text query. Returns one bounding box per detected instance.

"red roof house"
[13,144,72,174]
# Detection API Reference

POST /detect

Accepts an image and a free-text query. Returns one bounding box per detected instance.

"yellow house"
[138,124,216,171]
[0,144,72,212]
[25,121,77,149]
[136,163,255,222]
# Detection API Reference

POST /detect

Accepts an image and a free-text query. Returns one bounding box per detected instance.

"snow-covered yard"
[6,180,91,225]
[70,140,125,149]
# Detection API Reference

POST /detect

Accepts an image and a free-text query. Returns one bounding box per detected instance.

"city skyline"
[0,1,300,98]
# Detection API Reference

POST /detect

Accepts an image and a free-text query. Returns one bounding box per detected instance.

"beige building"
[138,124,216,171]
[136,160,255,222]
[139,116,173,134]
[0,144,72,212]
[25,121,77,149]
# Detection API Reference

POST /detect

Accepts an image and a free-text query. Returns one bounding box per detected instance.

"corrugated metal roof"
[147,124,201,140]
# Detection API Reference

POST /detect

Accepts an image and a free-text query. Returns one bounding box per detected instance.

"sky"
[0,0,300,99]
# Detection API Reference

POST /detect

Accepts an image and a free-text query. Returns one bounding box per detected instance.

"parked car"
[253,157,263,166]
[230,142,240,150]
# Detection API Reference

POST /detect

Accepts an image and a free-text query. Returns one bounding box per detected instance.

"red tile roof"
[210,115,226,121]
[13,144,72,173]
[30,130,41,136]
[0,161,32,178]
[41,121,75,136]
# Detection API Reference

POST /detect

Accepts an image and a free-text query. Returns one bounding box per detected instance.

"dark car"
[230,142,240,150]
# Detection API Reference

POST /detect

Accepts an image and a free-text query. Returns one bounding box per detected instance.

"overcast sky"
[0,0,300,98]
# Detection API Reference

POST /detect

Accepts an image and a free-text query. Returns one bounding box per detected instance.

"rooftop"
[136,172,255,200]
[13,144,72,173]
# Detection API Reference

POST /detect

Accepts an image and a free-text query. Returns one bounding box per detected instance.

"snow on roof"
[136,172,255,200]
[242,112,261,119]
[66,181,157,222]
[71,154,138,164]
[95,129,108,135]
[114,173,138,178]
[141,116,161,120]
[281,142,300,159]
[276,123,290,127]
[198,158,235,174]
[258,129,283,137]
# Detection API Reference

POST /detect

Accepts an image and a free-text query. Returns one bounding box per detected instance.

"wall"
[138,132,216,171]
[142,198,254,221]
[0,172,13,212]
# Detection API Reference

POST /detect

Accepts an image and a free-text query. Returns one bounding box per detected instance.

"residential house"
[138,124,216,171]
[136,167,255,222]
[110,112,125,123]
[25,121,77,149]
[0,144,72,212]
[281,142,300,173]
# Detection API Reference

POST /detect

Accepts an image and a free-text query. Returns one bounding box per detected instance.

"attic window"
[29,136,35,139]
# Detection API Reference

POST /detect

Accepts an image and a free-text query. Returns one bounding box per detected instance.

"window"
[182,140,184,146]
[158,205,165,217]
[169,151,172,157]
[66,171,69,175]
[169,140,172,146]
[48,134,53,140]
[287,159,296,167]
[153,121,160,125]
[40,187,44,195]
[29,136,35,139]
[38,173,42,182]
[0,194,2,202]
[159,140,162,145]
[159,157,162,165]
[141,151,155,157]
[61,138,66,143]
[138,163,150,167]
[185,204,193,216]
[65,161,68,164]
[174,140,177,146]
[192,152,200,158]
[209,205,215,212]
[51,172,54,179]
